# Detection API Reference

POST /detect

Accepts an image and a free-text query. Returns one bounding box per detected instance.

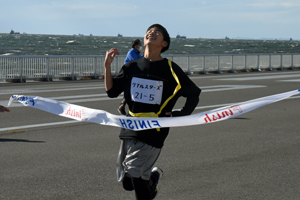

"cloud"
[248,1,300,8]
[2,2,139,20]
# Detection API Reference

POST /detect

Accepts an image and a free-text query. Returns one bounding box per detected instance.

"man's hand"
[104,48,120,68]
[0,105,10,112]
[104,48,119,91]
[165,112,172,117]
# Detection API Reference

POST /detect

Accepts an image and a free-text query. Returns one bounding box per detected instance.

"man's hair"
[146,24,170,53]
[131,39,141,48]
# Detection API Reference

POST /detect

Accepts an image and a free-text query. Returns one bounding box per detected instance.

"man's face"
[144,27,167,49]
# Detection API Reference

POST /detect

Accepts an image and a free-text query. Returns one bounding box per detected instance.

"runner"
[104,24,201,200]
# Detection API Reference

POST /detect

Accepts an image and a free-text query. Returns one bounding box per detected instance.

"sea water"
[0,33,300,56]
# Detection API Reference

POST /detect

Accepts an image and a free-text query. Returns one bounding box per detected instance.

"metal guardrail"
[1,53,300,82]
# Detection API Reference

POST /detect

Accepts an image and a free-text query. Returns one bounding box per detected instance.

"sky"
[1,0,300,40]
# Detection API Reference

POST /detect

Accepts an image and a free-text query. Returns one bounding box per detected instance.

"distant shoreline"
[1,33,298,41]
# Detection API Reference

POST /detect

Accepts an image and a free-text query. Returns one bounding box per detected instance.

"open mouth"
[146,35,156,40]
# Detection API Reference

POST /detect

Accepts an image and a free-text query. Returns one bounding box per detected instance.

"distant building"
[10,30,20,34]
[176,34,186,39]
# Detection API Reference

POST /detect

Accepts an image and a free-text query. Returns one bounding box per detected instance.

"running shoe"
[149,167,163,199]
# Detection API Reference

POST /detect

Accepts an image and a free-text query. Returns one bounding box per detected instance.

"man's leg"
[122,175,134,191]
[132,177,151,200]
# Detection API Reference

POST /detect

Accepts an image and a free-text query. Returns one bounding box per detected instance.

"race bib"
[131,77,163,105]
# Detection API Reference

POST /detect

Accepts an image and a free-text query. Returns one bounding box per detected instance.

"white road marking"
[216,74,300,81]
[0,85,105,95]
[0,121,81,132]
[200,85,265,92]
[189,71,300,80]
[277,79,300,82]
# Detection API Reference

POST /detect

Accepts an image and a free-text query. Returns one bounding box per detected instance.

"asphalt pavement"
[1,70,300,200]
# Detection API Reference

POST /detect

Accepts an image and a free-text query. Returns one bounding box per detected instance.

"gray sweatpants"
[116,139,161,182]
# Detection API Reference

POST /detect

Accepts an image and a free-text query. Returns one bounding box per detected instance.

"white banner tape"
[8,89,300,131]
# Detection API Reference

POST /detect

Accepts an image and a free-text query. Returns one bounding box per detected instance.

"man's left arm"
[172,84,201,117]
[171,64,201,117]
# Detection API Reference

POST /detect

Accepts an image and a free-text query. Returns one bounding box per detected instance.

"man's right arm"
[104,48,119,91]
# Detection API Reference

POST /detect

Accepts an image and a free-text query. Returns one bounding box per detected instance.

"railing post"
[93,57,97,78]
[217,55,220,73]
[101,56,104,77]
[115,57,119,75]
[244,55,247,72]
[231,55,234,73]
[47,57,50,81]
[269,54,272,71]
[280,54,283,70]
[257,55,260,71]
[100,56,104,77]
[203,56,206,74]
[19,57,23,82]
[71,57,75,80]
[291,54,294,70]
[187,56,190,74]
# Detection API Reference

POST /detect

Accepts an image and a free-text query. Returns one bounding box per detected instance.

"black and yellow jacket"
[106,57,201,148]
